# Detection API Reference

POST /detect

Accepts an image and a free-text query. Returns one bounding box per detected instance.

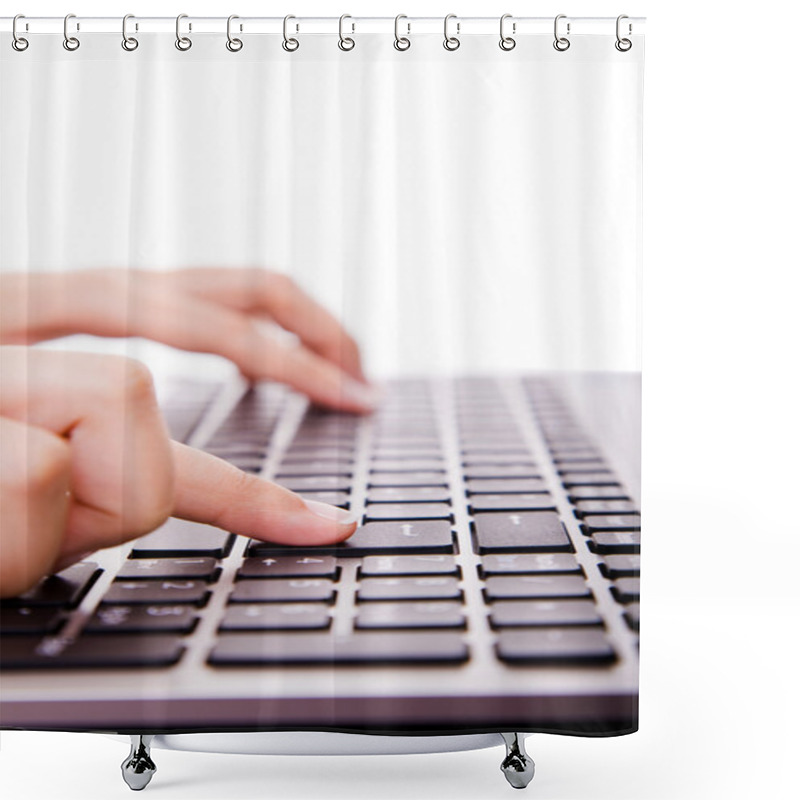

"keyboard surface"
[0,375,640,733]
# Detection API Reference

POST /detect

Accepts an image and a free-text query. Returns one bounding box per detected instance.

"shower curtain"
[0,14,644,753]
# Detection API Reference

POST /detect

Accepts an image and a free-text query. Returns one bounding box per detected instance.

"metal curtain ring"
[338,14,355,51]
[553,14,570,52]
[443,14,460,51]
[226,15,243,52]
[175,14,192,50]
[63,13,80,51]
[122,14,138,51]
[394,14,410,51]
[499,13,515,51]
[283,15,299,52]
[615,14,632,52]
[12,14,29,51]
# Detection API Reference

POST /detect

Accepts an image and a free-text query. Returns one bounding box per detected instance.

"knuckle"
[18,432,71,497]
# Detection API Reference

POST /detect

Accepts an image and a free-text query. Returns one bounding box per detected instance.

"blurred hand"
[0,267,377,413]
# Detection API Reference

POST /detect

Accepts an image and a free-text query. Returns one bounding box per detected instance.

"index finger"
[170,441,358,546]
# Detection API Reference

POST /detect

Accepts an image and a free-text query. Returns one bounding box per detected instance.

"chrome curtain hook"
[394,14,410,51]
[338,14,355,51]
[499,14,516,51]
[443,14,460,51]
[12,14,29,51]
[615,14,632,51]
[553,14,570,52]
[63,13,80,51]
[283,15,299,52]
[226,15,243,51]
[122,14,139,51]
[175,14,192,50]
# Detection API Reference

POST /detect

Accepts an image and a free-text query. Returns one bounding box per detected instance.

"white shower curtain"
[1,24,642,377]
[0,14,644,763]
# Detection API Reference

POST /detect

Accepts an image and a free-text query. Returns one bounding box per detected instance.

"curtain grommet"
[615,15,633,51]
[338,14,355,51]
[12,15,29,51]
[226,15,243,52]
[282,15,299,52]
[63,13,80,51]
[175,14,192,51]
[394,15,411,51]
[121,14,139,52]
[443,14,460,51]
[499,14,516,51]
[553,14,570,52]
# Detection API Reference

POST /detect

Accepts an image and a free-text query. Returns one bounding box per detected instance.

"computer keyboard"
[0,376,640,676]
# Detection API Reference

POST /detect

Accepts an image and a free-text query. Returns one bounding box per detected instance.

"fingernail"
[340,378,383,411]
[302,498,359,526]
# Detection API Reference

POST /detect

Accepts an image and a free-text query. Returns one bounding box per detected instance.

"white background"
[1,2,798,800]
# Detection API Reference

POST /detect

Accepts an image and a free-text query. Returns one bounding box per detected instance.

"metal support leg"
[121,734,157,791]
[500,733,535,789]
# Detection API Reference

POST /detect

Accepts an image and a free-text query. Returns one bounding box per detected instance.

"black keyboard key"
[496,629,615,664]
[467,478,547,494]
[131,519,235,559]
[461,445,530,455]
[282,446,354,460]
[219,603,331,631]
[364,503,452,521]
[370,459,444,472]
[102,580,210,606]
[589,532,641,554]
[568,486,632,501]
[560,473,620,487]
[575,500,638,516]
[611,578,640,603]
[0,634,184,670]
[276,462,353,477]
[469,493,555,513]
[367,486,450,503]
[484,575,591,600]
[342,521,454,556]
[360,555,458,576]
[3,562,101,608]
[480,553,581,575]
[229,579,336,603]
[600,555,641,578]
[583,514,641,532]
[472,512,571,553]
[357,577,462,602]
[297,491,350,508]
[0,607,63,635]
[116,557,218,580]
[462,455,536,466]
[277,476,352,493]
[355,601,465,630]
[85,605,198,634]
[209,632,469,665]
[368,472,448,487]
[463,465,541,479]
[624,604,641,631]
[490,600,602,628]
[238,555,338,579]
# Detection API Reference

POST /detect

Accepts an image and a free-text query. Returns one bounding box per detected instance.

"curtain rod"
[1,16,646,37]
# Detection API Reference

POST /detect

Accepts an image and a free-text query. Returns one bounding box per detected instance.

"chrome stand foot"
[500,733,535,789]
[121,735,157,791]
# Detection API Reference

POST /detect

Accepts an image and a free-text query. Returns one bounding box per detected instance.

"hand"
[0,347,358,598]
[0,268,377,413]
